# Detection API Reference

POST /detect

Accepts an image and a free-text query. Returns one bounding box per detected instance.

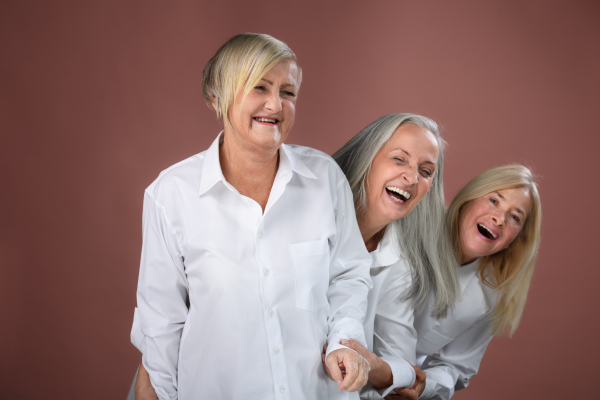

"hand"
[388,366,426,400]
[342,339,393,390]
[135,362,159,400]
[322,346,370,392]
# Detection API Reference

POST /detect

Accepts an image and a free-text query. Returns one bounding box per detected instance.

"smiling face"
[225,60,299,153]
[364,123,440,230]
[459,187,533,265]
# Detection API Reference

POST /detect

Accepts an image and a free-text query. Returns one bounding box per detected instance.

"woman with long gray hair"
[321,113,461,399]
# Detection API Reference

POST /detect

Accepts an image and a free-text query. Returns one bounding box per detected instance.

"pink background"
[1,1,599,399]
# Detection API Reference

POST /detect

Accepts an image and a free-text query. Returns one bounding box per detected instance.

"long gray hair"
[333,113,460,317]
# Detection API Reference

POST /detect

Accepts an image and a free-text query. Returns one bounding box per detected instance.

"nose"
[491,212,505,226]
[402,166,419,185]
[265,92,282,113]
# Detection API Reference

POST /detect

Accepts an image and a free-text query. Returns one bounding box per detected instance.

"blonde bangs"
[202,33,300,127]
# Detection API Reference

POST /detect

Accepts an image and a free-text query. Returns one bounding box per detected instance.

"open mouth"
[253,117,279,125]
[477,223,497,240]
[385,186,411,203]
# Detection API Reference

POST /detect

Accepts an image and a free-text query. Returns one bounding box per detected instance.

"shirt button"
[268,309,275,317]
[263,268,270,276]
[258,231,263,238]
[273,347,280,354]
[279,385,286,393]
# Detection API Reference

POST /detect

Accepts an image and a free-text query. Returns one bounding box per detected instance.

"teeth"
[255,117,277,123]
[385,186,411,200]
[478,223,497,239]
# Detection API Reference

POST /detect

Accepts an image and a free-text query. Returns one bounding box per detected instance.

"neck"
[219,130,280,212]
[220,130,279,181]
[358,212,389,252]
[460,255,478,266]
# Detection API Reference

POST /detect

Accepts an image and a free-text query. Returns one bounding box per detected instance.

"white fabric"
[415,260,497,399]
[131,132,372,400]
[358,232,497,400]
[359,224,416,399]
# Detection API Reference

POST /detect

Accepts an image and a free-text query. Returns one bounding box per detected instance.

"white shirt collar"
[198,132,317,197]
[458,258,481,292]
[370,222,402,268]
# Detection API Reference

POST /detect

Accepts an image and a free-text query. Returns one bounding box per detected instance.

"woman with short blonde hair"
[129,32,371,400]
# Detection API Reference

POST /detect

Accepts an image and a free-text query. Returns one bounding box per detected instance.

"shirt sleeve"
[360,263,417,399]
[135,191,189,400]
[419,313,494,400]
[324,178,373,357]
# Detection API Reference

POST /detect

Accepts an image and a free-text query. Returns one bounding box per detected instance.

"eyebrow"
[392,148,436,166]
[260,78,295,89]
[493,191,526,216]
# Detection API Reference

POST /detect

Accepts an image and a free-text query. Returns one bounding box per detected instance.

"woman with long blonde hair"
[346,164,542,399]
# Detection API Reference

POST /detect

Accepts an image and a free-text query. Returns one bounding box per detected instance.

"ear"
[210,94,217,111]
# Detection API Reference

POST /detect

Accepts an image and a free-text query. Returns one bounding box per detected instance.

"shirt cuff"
[419,370,454,399]
[131,307,143,352]
[325,332,357,358]
[377,355,416,396]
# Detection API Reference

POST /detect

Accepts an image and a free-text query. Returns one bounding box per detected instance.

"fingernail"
[337,379,342,384]
[340,340,349,344]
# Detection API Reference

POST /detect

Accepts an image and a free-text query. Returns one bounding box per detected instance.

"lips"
[253,116,279,124]
[477,223,498,240]
[385,186,411,203]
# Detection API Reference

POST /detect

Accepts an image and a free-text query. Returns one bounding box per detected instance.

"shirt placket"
[255,219,292,400]
[256,168,294,400]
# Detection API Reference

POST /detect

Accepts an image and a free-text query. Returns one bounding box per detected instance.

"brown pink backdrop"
[1,1,599,399]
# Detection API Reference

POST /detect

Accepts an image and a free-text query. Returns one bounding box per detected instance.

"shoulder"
[145,152,205,201]
[284,144,348,184]
[378,257,413,294]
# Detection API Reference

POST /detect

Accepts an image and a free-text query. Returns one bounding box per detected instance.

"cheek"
[503,227,522,247]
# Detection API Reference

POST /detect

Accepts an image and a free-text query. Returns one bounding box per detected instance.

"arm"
[416,314,494,400]
[361,262,419,399]
[136,192,189,400]
[324,178,373,391]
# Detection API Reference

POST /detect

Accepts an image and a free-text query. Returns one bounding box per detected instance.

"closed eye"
[420,168,433,177]
[393,157,406,164]
[281,90,296,97]
[254,85,267,92]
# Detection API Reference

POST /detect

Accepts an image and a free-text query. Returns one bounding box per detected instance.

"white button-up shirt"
[131,133,372,400]
[360,223,417,399]
[357,224,497,400]
[415,259,497,399]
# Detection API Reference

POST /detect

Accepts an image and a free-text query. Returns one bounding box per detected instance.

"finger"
[414,366,426,382]
[322,354,333,378]
[338,355,360,391]
[341,339,368,358]
[325,353,343,385]
[394,388,417,400]
[344,356,370,392]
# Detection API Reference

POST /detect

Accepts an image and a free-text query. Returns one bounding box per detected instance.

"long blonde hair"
[446,165,542,336]
[334,114,460,317]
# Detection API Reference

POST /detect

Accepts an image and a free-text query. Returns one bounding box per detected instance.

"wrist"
[369,358,393,390]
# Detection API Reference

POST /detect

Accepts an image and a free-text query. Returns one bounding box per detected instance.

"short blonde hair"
[202,33,302,127]
[446,164,542,336]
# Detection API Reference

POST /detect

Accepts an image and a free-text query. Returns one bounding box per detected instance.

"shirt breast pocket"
[290,239,330,312]
[420,329,454,354]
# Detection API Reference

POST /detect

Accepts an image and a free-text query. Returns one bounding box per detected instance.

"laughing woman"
[345,165,542,400]
[130,33,372,400]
